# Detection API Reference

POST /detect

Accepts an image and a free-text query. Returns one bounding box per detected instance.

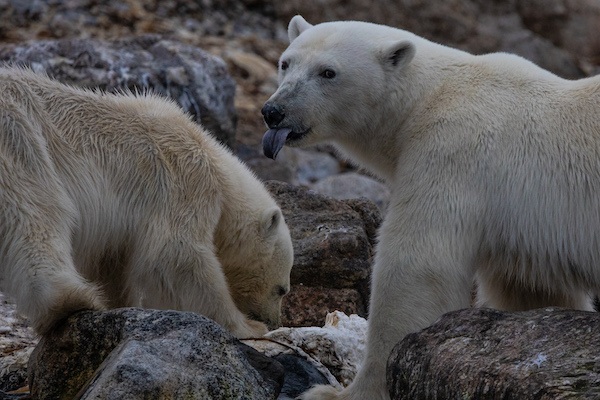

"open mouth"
[262,127,310,159]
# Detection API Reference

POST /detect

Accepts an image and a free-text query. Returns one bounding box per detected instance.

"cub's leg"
[132,238,268,338]
[0,101,105,334]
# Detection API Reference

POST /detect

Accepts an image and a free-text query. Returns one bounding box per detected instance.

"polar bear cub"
[262,15,600,400]
[0,67,293,338]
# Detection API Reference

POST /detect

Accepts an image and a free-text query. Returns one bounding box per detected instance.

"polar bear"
[262,16,600,400]
[0,67,293,338]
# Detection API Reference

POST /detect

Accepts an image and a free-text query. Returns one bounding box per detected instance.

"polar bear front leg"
[136,240,268,338]
[301,201,476,400]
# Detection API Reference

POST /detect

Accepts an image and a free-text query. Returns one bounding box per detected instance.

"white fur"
[0,67,293,337]
[264,15,600,400]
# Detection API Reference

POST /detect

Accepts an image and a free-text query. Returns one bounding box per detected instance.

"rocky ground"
[0,0,599,397]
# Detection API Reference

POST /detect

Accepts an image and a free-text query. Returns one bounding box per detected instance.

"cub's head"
[261,15,416,159]
[217,204,293,331]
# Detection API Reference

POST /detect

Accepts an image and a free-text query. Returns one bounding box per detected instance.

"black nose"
[261,103,285,127]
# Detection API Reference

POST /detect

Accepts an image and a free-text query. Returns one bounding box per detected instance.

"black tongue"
[262,128,292,159]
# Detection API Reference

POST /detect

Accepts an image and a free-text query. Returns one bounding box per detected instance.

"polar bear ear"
[380,40,416,70]
[288,15,313,43]
[261,207,283,237]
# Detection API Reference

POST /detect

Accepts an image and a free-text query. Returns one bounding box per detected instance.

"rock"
[0,35,237,147]
[238,144,298,183]
[387,307,600,400]
[293,149,342,186]
[267,311,367,387]
[272,354,332,400]
[266,181,382,321]
[281,285,366,327]
[517,0,600,62]
[29,308,284,400]
[0,293,36,393]
[241,145,342,187]
[243,337,340,399]
[311,172,390,213]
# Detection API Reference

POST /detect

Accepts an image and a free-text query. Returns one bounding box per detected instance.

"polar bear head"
[262,15,416,160]
[214,173,294,330]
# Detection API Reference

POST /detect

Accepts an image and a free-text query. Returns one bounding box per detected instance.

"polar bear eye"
[280,60,289,71]
[320,69,336,79]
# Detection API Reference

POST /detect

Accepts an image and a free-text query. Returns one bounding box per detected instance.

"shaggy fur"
[0,67,293,337]
[262,16,600,400]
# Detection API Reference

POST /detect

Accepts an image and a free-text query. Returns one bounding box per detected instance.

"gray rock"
[293,148,342,186]
[241,145,342,187]
[29,308,284,400]
[266,181,382,319]
[0,292,36,393]
[274,354,331,399]
[243,334,342,400]
[238,143,297,183]
[387,307,600,400]
[311,172,390,213]
[0,35,237,147]
[266,311,367,388]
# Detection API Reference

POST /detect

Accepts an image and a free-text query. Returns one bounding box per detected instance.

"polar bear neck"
[333,40,473,183]
[326,35,573,184]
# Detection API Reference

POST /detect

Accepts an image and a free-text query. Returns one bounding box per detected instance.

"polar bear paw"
[299,383,389,400]
[298,385,344,400]
[232,318,269,339]
[298,385,364,400]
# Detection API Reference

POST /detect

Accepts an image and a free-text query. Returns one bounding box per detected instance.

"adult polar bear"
[0,67,293,338]
[262,15,600,400]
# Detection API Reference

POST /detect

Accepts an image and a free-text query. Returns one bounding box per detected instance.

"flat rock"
[387,307,600,400]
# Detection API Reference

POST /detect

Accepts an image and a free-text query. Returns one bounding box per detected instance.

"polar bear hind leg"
[476,265,594,311]
[0,97,105,334]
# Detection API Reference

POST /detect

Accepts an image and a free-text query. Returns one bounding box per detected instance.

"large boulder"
[29,308,284,400]
[0,35,237,147]
[387,307,600,399]
[266,181,381,326]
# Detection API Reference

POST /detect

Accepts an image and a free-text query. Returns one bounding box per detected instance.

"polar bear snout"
[261,102,285,128]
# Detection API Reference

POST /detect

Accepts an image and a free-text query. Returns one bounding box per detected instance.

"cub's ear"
[380,40,415,70]
[288,15,313,43]
[261,207,282,237]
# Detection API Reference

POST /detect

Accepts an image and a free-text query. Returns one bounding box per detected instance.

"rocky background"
[0,0,599,398]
